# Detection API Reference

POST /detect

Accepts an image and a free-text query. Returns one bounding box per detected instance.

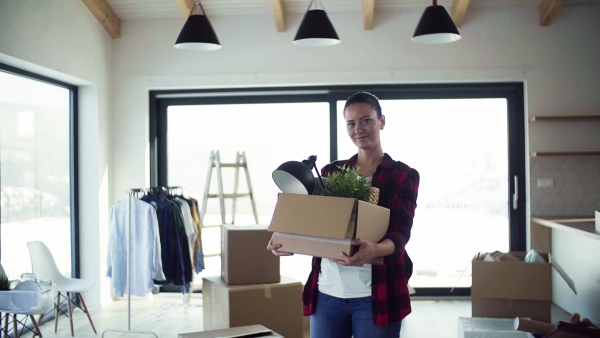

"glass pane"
[0,70,72,279]
[167,102,330,286]
[337,99,509,288]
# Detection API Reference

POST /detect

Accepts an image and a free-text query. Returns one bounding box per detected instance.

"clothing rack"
[102,188,159,338]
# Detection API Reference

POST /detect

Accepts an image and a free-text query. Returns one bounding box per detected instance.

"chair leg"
[66,292,74,337]
[54,292,61,333]
[4,312,8,338]
[29,314,42,338]
[12,314,18,338]
[77,293,97,334]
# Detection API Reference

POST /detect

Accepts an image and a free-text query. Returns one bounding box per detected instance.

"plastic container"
[0,278,55,312]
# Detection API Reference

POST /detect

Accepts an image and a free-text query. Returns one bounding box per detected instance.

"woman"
[268,91,419,338]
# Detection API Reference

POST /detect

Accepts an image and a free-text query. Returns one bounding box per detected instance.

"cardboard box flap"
[179,324,279,338]
[268,194,356,239]
[355,200,390,243]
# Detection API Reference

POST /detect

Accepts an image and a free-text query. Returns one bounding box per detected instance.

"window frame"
[0,63,80,278]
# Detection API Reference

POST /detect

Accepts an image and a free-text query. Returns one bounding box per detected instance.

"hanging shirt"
[107,196,166,297]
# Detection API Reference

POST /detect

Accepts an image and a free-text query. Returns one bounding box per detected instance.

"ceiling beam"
[175,0,195,18]
[451,0,471,28]
[364,0,375,30]
[539,0,564,26]
[269,0,287,32]
[81,0,121,38]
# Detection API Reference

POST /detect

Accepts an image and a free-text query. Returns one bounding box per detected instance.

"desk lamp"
[272,155,325,195]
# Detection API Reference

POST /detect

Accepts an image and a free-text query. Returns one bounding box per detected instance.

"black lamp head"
[293,1,340,47]
[412,2,461,44]
[272,160,316,195]
[174,1,222,51]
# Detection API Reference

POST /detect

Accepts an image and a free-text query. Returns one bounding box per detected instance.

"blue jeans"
[310,291,402,338]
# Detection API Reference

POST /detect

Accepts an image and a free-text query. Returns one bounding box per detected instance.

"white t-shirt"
[318,259,372,298]
[318,176,373,298]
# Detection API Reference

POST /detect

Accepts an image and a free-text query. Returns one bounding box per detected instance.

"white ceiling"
[106,0,542,20]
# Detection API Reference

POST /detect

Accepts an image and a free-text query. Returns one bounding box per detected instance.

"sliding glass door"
[150,83,525,295]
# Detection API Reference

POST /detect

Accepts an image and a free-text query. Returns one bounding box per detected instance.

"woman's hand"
[266,237,294,257]
[331,238,394,266]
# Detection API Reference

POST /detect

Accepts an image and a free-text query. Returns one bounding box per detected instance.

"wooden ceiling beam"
[451,0,471,28]
[269,0,287,32]
[175,0,195,18]
[81,0,121,38]
[539,0,564,26]
[364,0,375,30]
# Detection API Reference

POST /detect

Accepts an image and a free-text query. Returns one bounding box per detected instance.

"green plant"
[0,273,10,291]
[323,165,372,202]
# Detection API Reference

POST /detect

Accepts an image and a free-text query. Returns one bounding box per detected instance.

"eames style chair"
[26,241,97,337]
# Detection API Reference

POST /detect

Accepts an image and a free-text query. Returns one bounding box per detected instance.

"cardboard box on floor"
[471,251,552,322]
[202,276,304,338]
[221,224,280,285]
[268,193,389,260]
[178,324,283,338]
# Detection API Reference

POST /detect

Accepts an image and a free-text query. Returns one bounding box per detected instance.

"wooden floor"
[20,293,570,338]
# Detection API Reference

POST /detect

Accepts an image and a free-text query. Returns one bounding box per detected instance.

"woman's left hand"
[331,238,377,267]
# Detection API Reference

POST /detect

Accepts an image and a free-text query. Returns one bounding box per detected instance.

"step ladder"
[200,150,259,225]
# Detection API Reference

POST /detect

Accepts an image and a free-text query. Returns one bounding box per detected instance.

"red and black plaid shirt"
[301,153,420,326]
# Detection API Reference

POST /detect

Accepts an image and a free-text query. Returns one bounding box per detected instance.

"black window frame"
[0,63,80,278]
[149,82,526,297]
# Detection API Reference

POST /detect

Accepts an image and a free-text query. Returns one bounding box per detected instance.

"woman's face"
[344,103,385,150]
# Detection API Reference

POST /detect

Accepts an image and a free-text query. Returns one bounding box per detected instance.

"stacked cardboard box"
[201,224,304,338]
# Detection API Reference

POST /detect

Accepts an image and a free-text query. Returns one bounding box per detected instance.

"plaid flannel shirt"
[301,153,420,326]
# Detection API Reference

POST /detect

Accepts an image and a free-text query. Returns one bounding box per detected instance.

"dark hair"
[343,91,382,118]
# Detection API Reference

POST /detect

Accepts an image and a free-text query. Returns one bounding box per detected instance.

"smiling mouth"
[355,136,368,141]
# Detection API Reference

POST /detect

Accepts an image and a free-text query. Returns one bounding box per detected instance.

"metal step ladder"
[200,150,259,225]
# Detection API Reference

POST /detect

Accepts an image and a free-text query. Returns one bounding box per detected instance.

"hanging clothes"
[107,195,166,297]
[177,194,205,273]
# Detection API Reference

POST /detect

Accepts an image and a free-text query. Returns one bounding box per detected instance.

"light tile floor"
[15,293,571,338]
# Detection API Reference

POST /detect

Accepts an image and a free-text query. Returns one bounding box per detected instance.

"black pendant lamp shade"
[174,1,221,51]
[293,0,340,46]
[412,0,461,44]
[272,155,325,195]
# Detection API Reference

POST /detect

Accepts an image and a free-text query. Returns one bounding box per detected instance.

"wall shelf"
[531,151,600,157]
[529,115,600,122]
[530,116,600,157]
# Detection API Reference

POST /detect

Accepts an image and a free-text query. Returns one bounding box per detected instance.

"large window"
[0,64,78,281]
[150,84,526,295]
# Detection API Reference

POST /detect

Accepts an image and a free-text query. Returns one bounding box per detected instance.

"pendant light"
[412,0,461,44]
[174,0,221,51]
[293,0,340,47]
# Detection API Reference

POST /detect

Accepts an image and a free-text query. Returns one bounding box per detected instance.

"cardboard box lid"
[178,324,282,338]
[268,194,356,240]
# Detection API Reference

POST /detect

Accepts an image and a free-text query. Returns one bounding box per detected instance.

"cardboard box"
[202,276,304,338]
[268,193,389,260]
[221,224,280,285]
[471,252,552,322]
[178,324,283,338]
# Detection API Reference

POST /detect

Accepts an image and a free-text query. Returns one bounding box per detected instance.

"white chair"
[26,241,97,337]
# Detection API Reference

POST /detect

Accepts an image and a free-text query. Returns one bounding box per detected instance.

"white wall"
[0,0,113,306]
[111,2,600,321]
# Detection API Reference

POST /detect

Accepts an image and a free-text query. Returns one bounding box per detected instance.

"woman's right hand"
[267,237,294,257]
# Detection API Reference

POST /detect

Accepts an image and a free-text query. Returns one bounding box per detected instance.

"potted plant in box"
[323,165,379,204]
